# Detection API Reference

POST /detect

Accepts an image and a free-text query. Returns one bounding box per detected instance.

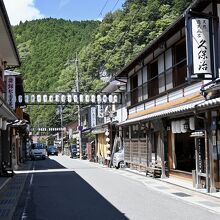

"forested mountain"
[13,19,100,127]
[13,0,192,128]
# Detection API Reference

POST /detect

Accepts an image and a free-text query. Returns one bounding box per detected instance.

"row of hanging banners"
[17,93,120,105]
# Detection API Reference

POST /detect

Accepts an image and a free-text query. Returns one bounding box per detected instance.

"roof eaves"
[0,0,21,67]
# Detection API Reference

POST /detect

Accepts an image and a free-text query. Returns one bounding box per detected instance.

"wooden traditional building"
[0,0,21,175]
[113,0,220,192]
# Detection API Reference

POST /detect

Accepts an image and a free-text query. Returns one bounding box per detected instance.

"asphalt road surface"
[12,155,220,220]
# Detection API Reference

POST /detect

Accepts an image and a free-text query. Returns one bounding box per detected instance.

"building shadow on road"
[13,159,129,220]
[30,157,67,170]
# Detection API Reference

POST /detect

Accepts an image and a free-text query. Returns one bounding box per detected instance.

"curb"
[122,167,220,200]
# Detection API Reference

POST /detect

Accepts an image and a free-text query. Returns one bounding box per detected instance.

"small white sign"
[91,107,96,127]
[192,18,211,75]
[6,76,16,109]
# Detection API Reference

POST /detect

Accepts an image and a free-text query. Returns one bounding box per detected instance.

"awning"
[91,128,106,134]
[91,122,110,134]
[119,100,204,126]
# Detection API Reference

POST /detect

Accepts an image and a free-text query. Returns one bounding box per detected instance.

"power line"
[98,0,110,18]
[111,0,121,12]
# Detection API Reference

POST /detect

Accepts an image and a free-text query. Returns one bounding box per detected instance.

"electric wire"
[98,0,110,18]
[111,0,121,12]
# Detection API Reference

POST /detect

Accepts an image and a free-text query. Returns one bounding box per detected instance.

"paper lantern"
[37,95,41,103]
[43,95,47,103]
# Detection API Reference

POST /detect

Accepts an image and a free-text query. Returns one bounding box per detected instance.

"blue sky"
[4,0,125,25]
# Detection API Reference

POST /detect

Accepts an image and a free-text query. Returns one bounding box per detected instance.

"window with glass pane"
[173,40,187,87]
[148,60,159,98]
[143,83,148,100]
[158,73,165,93]
[130,74,138,105]
[124,126,130,139]
[131,124,139,138]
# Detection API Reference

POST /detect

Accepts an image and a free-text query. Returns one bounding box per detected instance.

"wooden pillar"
[167,129,173,170]
[160,129,166,178]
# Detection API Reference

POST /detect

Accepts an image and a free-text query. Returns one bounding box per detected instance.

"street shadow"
[30,157,66,170]
[14,168,128,220]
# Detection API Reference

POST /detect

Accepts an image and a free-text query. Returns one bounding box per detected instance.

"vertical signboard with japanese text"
[192,18,211,75]
[6,76,16,109]
[186,15,214,80]
[90,107,96,128]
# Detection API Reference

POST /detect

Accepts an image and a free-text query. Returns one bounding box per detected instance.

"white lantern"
[79,94,84,102]
[67,94,72,103]
[108,95,113,103]
[43,95,48,103]
[106,156,111,160]
[180,120,187,133]
[97,95,102,104]
[37,95,41,103]
[49,95,53,102]
[91,95,96,103]
[107,150,111,155]
[73,95,78,103]
[85,95,90,102]
[103,95,107,103]
[61,94,66,103]
[113,95,118,103]
[18,95,23,103]
[106,143,111,149]
[189,117,195,130]
[25,95,29,103]
[31,95,35,103]
[55,94,60,102]
[105,130,109,136]
[106,137,110,142]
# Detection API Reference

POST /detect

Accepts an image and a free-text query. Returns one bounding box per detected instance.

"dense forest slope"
[13,19,100,127]
[13,0,192,127]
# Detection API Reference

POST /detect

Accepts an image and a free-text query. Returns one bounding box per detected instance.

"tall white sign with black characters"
[192,18,211,75]
[6,76,16,109]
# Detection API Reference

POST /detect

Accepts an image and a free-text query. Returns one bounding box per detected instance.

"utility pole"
[60,105,64,155]
[65,55,82,159]
[75,55,82,159]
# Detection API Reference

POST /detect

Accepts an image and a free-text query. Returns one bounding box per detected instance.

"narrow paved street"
[10,155,220,220]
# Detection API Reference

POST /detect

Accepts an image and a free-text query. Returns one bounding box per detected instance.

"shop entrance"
[175,133,195,172]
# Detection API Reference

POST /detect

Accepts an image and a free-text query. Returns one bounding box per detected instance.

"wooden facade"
[113,0,220,192]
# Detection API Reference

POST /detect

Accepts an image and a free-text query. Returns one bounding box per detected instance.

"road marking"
[21,173,33,219]
[14,168,75,174]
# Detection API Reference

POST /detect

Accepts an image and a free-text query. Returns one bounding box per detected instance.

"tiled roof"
[119,100,204,125]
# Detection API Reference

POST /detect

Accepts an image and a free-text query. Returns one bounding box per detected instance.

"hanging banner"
[6,76,16,109]
[90,107,96,127]
[186,15,214,80]
[192,18,211,75]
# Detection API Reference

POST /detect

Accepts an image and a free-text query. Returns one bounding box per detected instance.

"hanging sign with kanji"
[192,18,212,75]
